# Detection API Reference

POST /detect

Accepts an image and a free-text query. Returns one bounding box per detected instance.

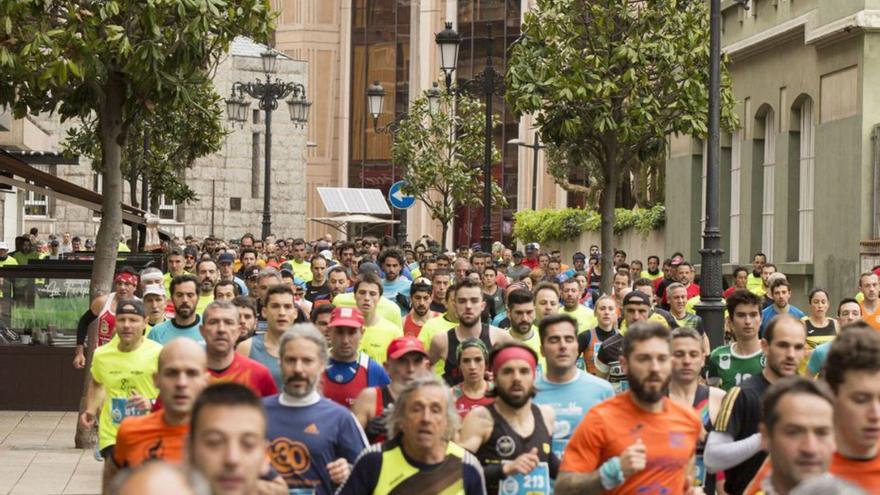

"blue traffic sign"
[388,180,415,210]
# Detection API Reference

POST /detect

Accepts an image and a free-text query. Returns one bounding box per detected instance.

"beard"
[496,384,534,409]
[414,305,429,317]
[459,313,480,327]
[629,371,670,404]
[176,304,194,319]
[284,373,317,398]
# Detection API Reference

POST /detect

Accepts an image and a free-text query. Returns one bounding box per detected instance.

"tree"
[0,0,272,298]
[392,89,505,250]
[506,0,737,293]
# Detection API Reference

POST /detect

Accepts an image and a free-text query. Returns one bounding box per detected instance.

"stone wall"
[540,228,666,265]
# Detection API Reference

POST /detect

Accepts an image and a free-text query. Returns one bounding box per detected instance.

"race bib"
[499,462,550,495]
[110,397,146,425]
[288,490,315,495]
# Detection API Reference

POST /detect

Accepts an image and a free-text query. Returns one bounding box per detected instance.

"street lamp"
[436,24,505,254]
[508,133,546,211]
[696,0,749,348]
[225,50,310,240]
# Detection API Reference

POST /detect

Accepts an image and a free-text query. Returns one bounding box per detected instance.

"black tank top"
[475,403,553,494]
[443,324,492,386]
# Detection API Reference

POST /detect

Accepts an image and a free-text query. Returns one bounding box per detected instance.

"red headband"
[114,273,138,286]
[492,347,537,376]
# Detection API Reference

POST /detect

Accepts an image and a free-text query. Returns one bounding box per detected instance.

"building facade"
[666,0,880,304]
[0,37,310,243]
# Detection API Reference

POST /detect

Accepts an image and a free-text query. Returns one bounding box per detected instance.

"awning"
[317,187,392,215]
[0,149,147,226]
[309,214,398,235]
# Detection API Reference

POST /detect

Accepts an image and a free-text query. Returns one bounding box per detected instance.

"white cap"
[0,242,8,250]
[142,285,165,298]
[319,249,333,261]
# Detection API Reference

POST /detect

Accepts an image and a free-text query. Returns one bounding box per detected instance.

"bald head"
[112,461,207,495]
[158,338,207,370]
[155,338,208,417]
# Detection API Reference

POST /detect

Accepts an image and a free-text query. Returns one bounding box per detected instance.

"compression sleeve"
[703,431,762,472]
[76,309,97,346]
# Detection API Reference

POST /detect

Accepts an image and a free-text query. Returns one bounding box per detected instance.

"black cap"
[245,266,261,279]
[116,299,146,317]
[622,290,651,307]
[218,252,235,264]
[572,251,586,260]
[512,251,524,259]
[358,261,380,277]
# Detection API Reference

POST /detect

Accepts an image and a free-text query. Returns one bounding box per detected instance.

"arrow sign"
[388,180,415,210]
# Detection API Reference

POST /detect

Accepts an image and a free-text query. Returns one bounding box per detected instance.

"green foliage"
[513,205,665,244]
[393,88,506,247]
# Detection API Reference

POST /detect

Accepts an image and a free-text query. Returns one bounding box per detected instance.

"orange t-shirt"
[561,391,701,494]
[113,410,188,468]
[743,458,770,495]
[860,302,880,331]
[831,451,880,492]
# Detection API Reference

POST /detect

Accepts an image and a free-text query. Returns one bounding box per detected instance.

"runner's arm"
[351,387,377,429]
[458,406,492,453]
[555,472,604,495]
[254,475,287,495]
[703,430,762,472]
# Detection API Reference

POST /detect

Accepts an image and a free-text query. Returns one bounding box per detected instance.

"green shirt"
[333,293,403,328]
[747,273,765,297]
[91,338,162,449]
[707,344,765,391]
[289,259,313,283]
[359,317,403,365]
[561,305,598,334]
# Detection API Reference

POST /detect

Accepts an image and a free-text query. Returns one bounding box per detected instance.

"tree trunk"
[440,220,449,252]
[599,140,619,295]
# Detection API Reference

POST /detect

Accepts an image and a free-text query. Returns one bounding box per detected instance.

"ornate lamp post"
[435,23,504,254]
[508,133,546,211]
[225,50,311,240]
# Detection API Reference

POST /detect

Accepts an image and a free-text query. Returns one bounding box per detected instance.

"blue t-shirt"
[147,315,204,346]
[382,278,411,314]
[326,356,390,387]
[807,341,832,376]
[760,305,806,336]
[534,370,614,460]
[264,395,368,494]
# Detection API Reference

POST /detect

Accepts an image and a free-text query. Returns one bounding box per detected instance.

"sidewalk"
[0,411,101,495]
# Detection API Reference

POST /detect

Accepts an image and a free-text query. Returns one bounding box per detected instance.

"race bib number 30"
[499,462,550,495]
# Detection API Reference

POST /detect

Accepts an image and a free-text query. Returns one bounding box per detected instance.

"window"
[761,110,775,257]
[797,99,814,261]
[729,130,742,264]
[23,164,50,217]
[158,194,177,221]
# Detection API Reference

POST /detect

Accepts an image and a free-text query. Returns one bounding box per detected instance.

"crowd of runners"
[62,232,880,494]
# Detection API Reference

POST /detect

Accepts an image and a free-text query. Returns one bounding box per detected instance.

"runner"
[237,284,298,389]
[594,291,653,392]
[450,338,494,418]
[482,265,505,318]
[74,267,140,367]
[802,287,838,350]
[110,339,208,481]
[148,274,204,345]
[305,254,331,303]
[724,266,749,299]
[326,265,350,302]
[747,253,767,296]
[534,282,561,323]
[823,326,880,491]
[141,285,167,331]
[212,279,237,302]
[760,278,805,336]
[428,278,511,386]
[163,248,188,293]
[354,273,403,364]
[577,295,619,376]
[321,306,390,408]
[353,336,431,444]
[459,342,558,494]
[859,272,880,331]
[231,295,258,343]
[504,288,544,367]
[338,375,487,495]
[379,248,411,310]
[555,322,701,495]
[705,314,807,495]
[429,268,452,313]
[288,238,312,282]
[559,278,597,333]
[708,289,766,391]
[534,314,613,460]
[79,299,162,493]
[217,251,248,296]
[742,377,837,495]
[667,327,726,490]
[640,255,662,282]
[200,301,277,397]
[667,282,710,355]
[310,302,335,341]
[806,300,863,376]
[264,324,367,493]
[403,280,435,338]
[194,259,219,314]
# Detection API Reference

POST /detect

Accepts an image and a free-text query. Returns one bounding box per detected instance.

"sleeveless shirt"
[248,333,282,390]
[97,293,117,346]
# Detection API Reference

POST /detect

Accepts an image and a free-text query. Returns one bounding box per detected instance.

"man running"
[667,327,726,490]
[354,273,403,365]
[534,314,613,460]
[760,278,805,336]
[667,282,710,355]
[559,278,597,333]
[505,288,544,367]
[429,278,511,386]
[79,299,162,492]
[708,289,766,391]
[232,295,258,343]
[555,322,701,495]
[338,375,487,495]
[533,283,561,323]
[195,259,219,314]
[321,306,390,408]
[747,252,767,296]
[141,285,167,331]
[459,342,558,495]
[859,271,880,331]
[237,284,298,388]
[403,280,435,338]
[705,314,807,495]
[305,254,331,304]
[264,324,367,493]
[200,301,277,397]
[218,251,248,296]
[110,339,208,483]
[352,336,431,444]
[451,338,494,418]
[148,274,203,345]
[806,299,863,376]
[74,268,140,367]
[429,268,452,313]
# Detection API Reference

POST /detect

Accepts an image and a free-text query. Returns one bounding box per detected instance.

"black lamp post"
[696,0,748,348]
[367,81,441,245]
[226,50,311,241]
[508,133,546,211]
[436,22,504,254]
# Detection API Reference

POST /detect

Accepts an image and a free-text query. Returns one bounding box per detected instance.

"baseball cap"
[142,285,165,299]
[525,242,540,251]
[671,254,685,266]
[387,336,429,361]
[572,251,586,260]
[218,252,235,264]
[116,299,146,317]
[512,250,524,259]
[183,246,198,257]
[319,249,333,261]
[0,241,9,250]
[280,268,294,278]
[328,307,364,328]
[245,266,261,279]
[358,262,380,277]
[622,290,651,307]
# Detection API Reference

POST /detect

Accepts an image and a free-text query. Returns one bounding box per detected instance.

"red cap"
[328,306,364,328]
[387,336,428,361]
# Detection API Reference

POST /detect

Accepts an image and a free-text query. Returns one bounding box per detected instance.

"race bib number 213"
[499,462,550,495]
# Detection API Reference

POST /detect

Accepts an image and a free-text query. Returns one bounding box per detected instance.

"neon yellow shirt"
[91,338,162,449]
[561,305,598,334]
[640,270,663,281]
[747,273,765,297]
[196,293,214,315]
[333,293,403,328]
[420,315,459,376]
[289,259,313,283]
[359,317,403,365]
[511,326,546,370]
